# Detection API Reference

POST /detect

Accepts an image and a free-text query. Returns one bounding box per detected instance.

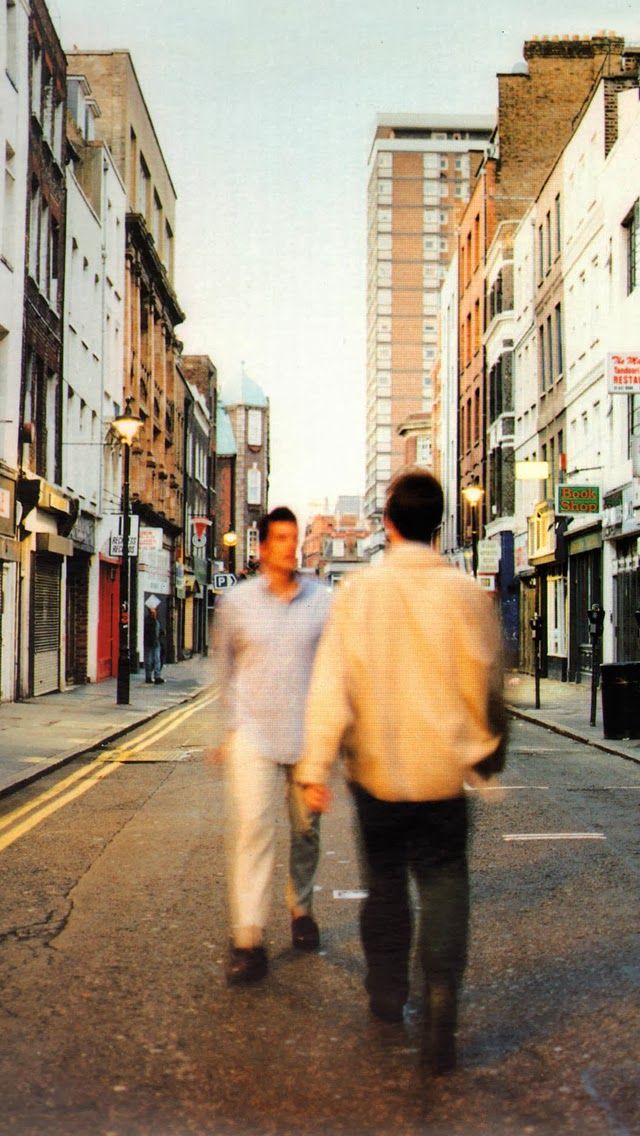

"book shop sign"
[606,352,640,394]
[556,485,600,515]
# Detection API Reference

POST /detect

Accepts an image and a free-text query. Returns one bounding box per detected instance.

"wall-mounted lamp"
[515,460,549,480]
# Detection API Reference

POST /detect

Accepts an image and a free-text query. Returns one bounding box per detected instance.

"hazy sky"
[51,0,638,522]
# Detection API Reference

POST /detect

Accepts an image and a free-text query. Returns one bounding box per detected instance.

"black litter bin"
[600,662,640,739]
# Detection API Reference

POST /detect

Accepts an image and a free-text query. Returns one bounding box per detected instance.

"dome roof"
[221,366,268,409]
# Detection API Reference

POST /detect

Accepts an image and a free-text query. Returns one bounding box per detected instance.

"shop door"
[569,551,602,682]
[65,554,89,685]
[97,562,119,680]
[32,555,61,695]
[614,568,640,661]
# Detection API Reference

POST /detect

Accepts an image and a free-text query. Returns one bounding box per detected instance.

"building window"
[545,211,552,271]
[473,387,480,444]
[473,214,481,270]
[555,303,563,377]
[623,200,639,294]
[416,436,431,467]
[546,315,553,383]
[473,299,481,354]
[6,0,17,83]
[538,224,544,283]
[539,324,546,390]
[247,408,262,447]
[247,465,261,506]
[138,155,150,218]
[555,194,561,256]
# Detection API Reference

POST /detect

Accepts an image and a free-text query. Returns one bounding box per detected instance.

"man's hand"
[204,740,228,766]
[300,783,332,813]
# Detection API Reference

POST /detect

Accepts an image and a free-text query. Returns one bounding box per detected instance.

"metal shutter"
[33,555,61,695]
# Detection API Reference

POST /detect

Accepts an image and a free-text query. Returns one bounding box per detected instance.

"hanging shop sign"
[555,485,600,516]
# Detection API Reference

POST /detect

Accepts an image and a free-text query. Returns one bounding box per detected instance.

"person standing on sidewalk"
[295,470,506,1074]
[214,506,331,985]
[143,602,165,685]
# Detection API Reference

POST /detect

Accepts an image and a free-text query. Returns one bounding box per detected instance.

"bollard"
[529,612,543,710]
[587,604,605,727]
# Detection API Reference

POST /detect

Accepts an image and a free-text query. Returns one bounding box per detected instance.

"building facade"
[365,115,493,523]
[17,0,72,699]
[63,73,127,686]
[221,368,269,574]
[0,0,29,700]
[67,50,186,670]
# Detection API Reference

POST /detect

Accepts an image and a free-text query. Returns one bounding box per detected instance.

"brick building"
[221,368,269,574]
[17,0,72,698]
[301,499,370,585]
[365,114,493,523]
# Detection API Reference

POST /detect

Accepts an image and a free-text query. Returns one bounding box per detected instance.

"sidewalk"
[0,654,216,798]
[506,671,640,767]
[1,660,638,801]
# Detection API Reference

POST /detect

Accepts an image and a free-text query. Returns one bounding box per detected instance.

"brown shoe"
[291,914,320,951]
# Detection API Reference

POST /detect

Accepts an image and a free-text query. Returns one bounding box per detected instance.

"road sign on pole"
[211,573,237,593]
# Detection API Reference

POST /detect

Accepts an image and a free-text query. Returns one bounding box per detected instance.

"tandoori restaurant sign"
[606,352,640,394]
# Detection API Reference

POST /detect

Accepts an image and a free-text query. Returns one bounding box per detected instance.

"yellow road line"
[0,690,220,853]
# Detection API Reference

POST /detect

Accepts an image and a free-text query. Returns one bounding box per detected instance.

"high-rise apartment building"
[365,114,493,520]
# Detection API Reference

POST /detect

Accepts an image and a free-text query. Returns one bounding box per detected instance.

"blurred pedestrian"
[296,470,506,1074]
[143,601,164,685]
[214,506,331,985]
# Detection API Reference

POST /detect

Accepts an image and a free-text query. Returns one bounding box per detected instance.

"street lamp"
[112,399,143,705]
[461,484,484,578]
[223,529,237,574]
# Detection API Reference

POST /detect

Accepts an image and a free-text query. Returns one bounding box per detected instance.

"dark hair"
[385,470,443,544]
[258,506,298,544]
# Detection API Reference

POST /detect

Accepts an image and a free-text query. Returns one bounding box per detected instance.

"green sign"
[555,485,600,515]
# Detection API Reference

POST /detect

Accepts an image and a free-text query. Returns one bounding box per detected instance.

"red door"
[97,562,119,681]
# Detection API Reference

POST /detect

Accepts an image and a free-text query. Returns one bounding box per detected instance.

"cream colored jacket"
[296,541,506,802]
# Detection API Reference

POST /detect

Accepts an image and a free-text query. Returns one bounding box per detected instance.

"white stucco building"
[63,74,126,683]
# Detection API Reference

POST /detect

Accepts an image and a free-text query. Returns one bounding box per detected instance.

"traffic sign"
[212,573,236,593]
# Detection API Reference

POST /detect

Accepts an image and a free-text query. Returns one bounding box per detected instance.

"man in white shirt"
[215,507,330,985]
[296,471,506,1073]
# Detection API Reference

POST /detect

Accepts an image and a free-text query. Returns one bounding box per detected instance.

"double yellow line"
[0,689,220,856]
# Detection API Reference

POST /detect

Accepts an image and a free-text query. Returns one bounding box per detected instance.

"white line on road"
[466,784,550,791]
[333,890,368,900]
[503,832,606,842]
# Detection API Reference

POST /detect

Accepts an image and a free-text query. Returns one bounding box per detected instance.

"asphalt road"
[0,688,638,1136]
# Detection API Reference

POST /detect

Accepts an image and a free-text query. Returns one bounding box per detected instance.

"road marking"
[466,784,550,791]
[0,691,220,854]
[333,890,368,900]
[503,832,606,842]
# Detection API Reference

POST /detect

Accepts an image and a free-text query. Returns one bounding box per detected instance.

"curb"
[506,703,640,767]
[0,687,203,802]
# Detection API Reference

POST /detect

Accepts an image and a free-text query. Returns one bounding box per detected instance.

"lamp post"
[112,400,143,705]
[223,529,237,575]
[461,484,484,578]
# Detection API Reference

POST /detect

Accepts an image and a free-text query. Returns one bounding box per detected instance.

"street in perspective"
[0,669,638,1136]
[3,3,640,1135]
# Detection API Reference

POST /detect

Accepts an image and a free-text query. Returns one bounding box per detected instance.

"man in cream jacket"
[295,470,506,1075]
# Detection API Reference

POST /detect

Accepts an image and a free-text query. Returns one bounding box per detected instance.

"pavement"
[0,653,216,798]
[1,656,638,800]
[506,670,640,766]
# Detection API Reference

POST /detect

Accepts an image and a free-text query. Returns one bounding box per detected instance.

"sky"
[51,0,639,525]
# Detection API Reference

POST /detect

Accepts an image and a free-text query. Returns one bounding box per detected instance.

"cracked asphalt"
[0,695,638,1136]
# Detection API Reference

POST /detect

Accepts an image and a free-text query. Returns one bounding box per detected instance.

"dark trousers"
[350,784,469,1002]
